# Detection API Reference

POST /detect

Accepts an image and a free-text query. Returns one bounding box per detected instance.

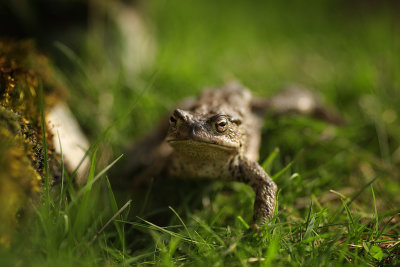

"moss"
[0,107,41,247]
[0,39,66,247]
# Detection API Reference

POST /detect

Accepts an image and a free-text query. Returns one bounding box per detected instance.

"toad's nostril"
[169,115,177,126]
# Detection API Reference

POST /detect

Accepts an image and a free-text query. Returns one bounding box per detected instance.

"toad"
[123,82,340,228]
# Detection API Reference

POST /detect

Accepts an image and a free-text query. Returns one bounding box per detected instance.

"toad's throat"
[166,138,239,150]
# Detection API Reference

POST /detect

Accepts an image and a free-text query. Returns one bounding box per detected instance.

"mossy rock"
[0,39,65,247]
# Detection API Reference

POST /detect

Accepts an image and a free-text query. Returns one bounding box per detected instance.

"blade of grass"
[370,185,379,237]
[191,217,225,247]
[71,150,97,235]
[57,130,65,211]
[304,208,315,240]
[271,191,280,224]
[135,217,209,245]
[342,199,355,235]
[68,154,124,209]
[375,214,396,240]
[124,251,157,265]
[105,176,126,254]
[169,206,192,240]
[237,216,250,230]
[86,200,132,248]
[330,175,380,223]
[85,149,97,193]
[272,161,293,180]
[54,42,91,81]
[261,147,279,172]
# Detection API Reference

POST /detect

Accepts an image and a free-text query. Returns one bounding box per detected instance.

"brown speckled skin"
[165,82,277,226]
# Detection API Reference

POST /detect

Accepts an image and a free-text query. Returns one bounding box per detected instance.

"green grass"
[2,0,400,266]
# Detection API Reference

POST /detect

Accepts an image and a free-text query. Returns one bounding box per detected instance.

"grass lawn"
[1,0,399,266]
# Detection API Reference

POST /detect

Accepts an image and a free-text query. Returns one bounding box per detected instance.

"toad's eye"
[169,115,177,126]
[215,118,228,133]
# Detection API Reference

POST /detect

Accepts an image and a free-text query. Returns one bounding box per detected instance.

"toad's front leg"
[231,156,278,227]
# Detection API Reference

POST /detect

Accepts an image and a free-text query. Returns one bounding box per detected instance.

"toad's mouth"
[166,137,239,150]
